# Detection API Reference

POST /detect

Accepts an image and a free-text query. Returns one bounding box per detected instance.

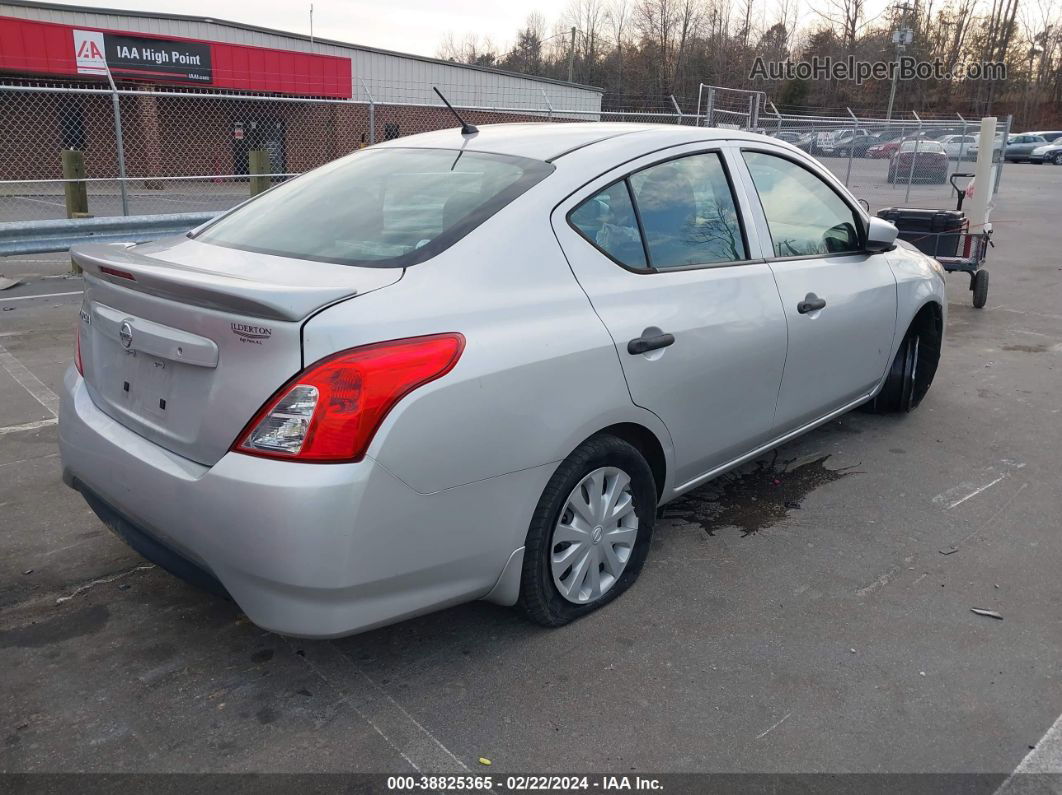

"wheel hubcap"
[551,466,638,604]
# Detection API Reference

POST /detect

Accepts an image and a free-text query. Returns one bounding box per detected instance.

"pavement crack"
[54,564,156,605]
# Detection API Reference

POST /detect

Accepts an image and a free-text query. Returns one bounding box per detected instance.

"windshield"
[195,148,554,267]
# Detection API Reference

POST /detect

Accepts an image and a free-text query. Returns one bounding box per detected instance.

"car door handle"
[797,293,827,314]
[627,332,675,355]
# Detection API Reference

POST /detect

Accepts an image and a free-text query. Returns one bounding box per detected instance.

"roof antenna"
[433,87,478,135]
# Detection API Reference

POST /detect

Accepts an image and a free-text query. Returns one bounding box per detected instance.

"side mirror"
[865,216,898,253]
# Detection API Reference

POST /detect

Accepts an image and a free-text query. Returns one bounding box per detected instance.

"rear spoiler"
[71,243,358,322]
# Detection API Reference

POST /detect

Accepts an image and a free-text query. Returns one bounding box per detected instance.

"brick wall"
[0,91,570,185]
[0,92,117,181]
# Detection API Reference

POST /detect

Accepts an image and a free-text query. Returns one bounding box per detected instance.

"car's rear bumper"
[59,367,548,637]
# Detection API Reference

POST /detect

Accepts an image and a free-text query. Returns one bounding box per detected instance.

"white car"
[969,133,1007,162]
[937,134,978,160]
[60,123,946,638]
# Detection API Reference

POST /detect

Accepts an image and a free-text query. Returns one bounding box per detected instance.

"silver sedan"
[59,123,946,638]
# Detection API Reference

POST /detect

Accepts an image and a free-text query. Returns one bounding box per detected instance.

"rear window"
[195,148,553,267]
[899,141,945,153]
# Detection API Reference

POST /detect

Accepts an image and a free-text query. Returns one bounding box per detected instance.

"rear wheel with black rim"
[518,435,657,627]
[972,268,989,308]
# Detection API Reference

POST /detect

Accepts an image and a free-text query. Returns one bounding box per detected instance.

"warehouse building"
[0,0,603,182]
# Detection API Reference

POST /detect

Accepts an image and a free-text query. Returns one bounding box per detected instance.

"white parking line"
[0,417,58,436]
[996,711,1062,792]
[944,473,1009,509]
[756,711,792,739]
[933,461,1026,510]
[0,290,83,303]
[0,342,60,417]
[289,638,470,773]
[12,196,65,208]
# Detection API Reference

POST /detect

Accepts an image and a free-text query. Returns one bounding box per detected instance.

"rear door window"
[195,148,553,267]
[628,153,746,267]
[569,181,647,268]
[568,151,747,270]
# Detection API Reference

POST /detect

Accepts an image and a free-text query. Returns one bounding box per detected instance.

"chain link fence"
[0,80,1008,224]
[694,83,1010,208]
[758,104,1011,210]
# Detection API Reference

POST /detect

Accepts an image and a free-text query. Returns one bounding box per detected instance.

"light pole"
[886,2,914,120]
[568,26,576,83]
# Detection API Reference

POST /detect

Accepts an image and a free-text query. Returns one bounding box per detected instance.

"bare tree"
[435,0,1062,120]
[605,0,632,93]
[808,0,865,51]
[673,0,705,93]
[436,32,498,65]
[635,0,682,93]
[566,0,608,82]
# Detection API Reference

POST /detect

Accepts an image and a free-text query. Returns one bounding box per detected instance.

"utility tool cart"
[877,173,992,308]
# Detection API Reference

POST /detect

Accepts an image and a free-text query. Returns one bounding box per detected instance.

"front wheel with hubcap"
[1053,152,1062,165]
[518,435,656,627]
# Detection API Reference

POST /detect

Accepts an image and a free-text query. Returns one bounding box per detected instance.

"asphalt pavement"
[0,162,1060,783]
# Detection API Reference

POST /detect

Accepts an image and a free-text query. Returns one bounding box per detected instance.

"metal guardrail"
[0,212,219,256]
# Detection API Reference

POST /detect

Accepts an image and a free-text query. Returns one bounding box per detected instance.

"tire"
[1053,153,1062,165]
[869,321,940,413]
[518,434,657,627]
[972,268,989,309]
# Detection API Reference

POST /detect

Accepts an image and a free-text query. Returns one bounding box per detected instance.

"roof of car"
[371,122,767,162]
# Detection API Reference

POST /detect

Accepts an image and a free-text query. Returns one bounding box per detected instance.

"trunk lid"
[73,236,402,465]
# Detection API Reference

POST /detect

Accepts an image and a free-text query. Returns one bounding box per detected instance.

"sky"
[60,0,912,62]
[68,0,574,58]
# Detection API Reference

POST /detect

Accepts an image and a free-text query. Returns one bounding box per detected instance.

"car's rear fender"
[300,201,675,497]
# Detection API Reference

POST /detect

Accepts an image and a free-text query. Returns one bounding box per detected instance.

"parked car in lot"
[966,133,1004,162]
[1029,136,1062,165]
[1029,130,1062,149]
[791,131,818,153]
[60,123,946,638]
[769,130,806,145]
[866,131,936,159]
[866,136,901,159]
[813,127,871,155]
[1004,133,1049,162]
[937,134,978,160]
[888,140,949,183]
[819,132,881,158]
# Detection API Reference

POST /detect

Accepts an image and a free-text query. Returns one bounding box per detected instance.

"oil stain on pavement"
[662,454,860,536]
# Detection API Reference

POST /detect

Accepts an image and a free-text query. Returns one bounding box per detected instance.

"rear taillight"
[233,333,464,463]
[75,324,84,376]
